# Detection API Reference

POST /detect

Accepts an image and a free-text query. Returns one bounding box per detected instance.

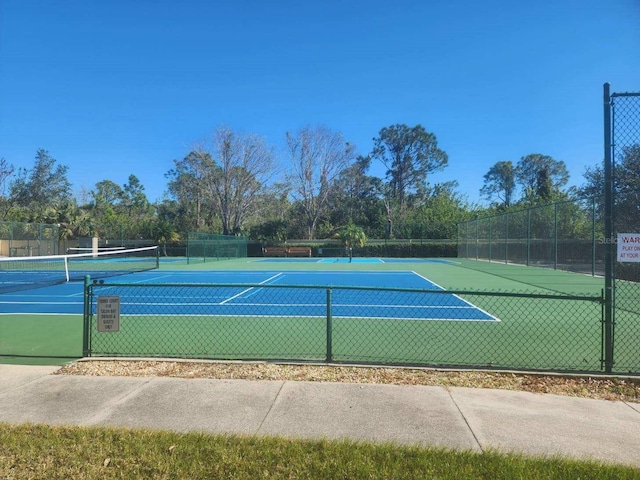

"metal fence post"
[526,209,530,267]
[326,288,333,362]
[554,202,558,270]
[82,275,91,357]
[505,213,509,263]
[488,217,492,261]
[592,196,596,277]
[603,83,615,373]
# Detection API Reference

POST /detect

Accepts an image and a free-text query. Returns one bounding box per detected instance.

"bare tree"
[285,125,356,239]
[192,126,277,235]
[0,157,15,219]
[0,157,14,196]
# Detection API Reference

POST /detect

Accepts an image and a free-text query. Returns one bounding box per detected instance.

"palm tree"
[338,221,366,252]
[150,219,180,256]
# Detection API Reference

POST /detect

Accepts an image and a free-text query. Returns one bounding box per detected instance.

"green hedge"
[356,243,457,258]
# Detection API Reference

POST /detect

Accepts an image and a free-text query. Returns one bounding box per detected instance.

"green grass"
[1,424,637,479]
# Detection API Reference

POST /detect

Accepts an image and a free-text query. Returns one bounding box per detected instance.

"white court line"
[411,270,500,322]
[218,272,284,305]
[67,274,175,298]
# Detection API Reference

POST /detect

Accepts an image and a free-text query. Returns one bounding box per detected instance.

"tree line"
[1,124,637,249]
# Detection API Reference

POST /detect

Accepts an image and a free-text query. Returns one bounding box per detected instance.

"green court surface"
[2,256,637,374]
[0,315,82,365]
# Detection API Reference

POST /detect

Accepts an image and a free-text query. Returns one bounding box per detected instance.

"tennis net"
[0,245,159,294]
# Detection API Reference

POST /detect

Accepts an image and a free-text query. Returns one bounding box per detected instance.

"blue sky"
[1,0,638,205]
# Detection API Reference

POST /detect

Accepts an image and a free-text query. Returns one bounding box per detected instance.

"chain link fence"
[457,197,603,277]
[0,221,59,257]
[74,86,638,375]
[83,282,612,373]
[610,90,640,373]
[187,232,248,264]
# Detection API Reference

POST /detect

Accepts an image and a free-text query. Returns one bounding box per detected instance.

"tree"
[581,145,640,231]
[535,165,553,202]
[166,151,209,232]
[84,176,155,241]
[285,125,356,240]
[121,175,151,216]
[371,124,448,220]
[327,155,385,236]
[92,180,124,207]
[146,218,180,256]
[400,181,470,239]
[170,127,277,236]
[480,161,516,208]
[516,154,569,203]
[9,149,72,221]
[49,201,93,240]
[0,157,15,219]
[338,221,366,248]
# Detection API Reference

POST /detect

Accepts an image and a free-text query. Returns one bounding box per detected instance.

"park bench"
[262,247,288,257]
[287,246,312,257]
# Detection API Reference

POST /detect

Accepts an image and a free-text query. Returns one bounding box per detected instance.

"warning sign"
[617,233,640,263]
[97,296,120,332]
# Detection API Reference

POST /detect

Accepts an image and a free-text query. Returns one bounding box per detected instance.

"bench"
[262,247,288,257]
[287,246,312,257]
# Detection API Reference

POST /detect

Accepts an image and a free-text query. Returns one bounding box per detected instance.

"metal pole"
[82,275,91,357]
[554,202,558,270]
[326,288,333,362]
[475,217,479,260]
[505,214,509,263]
[465,222,469,258]
[603,83,615,373]
[592,196,596,277]
[488,217,492,262]
[526,209,531,267]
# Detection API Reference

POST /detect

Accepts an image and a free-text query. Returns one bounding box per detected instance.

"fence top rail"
[611,91,640,98]
[87,281,603,302]
[457,196,598,226]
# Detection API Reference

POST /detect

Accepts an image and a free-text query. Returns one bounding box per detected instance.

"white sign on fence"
[617,233,640,262]
[97,296,121,332]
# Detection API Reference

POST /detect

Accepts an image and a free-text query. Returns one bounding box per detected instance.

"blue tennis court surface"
[0,270,497,322]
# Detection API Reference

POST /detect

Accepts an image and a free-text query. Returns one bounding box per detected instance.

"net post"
[603,82,615,373]
[326,288,333,362]
[82,275,91,357]
[64,256,70,282]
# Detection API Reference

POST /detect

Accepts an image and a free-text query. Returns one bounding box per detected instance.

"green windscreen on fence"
[0,221,59,257]
[187,232,248,264]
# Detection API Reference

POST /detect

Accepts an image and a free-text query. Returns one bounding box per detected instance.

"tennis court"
[2,255,634,373]
[1,269,497,321]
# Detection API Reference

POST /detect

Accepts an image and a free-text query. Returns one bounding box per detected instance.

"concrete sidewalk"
[0,364,639,468]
